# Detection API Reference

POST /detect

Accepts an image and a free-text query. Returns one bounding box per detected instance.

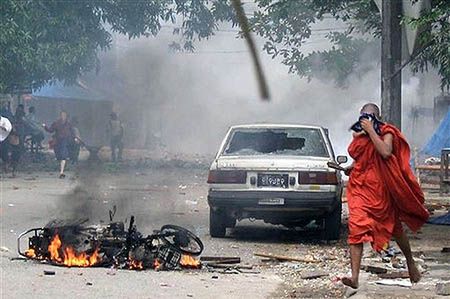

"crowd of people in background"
[0,101,45,177]
[0,101,124,178]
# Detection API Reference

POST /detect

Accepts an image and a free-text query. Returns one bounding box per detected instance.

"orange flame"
[153,258,163,270]
[25,248,36,258]
[180,255,201,268]
[48,234,100,267]
[129,259,143,270]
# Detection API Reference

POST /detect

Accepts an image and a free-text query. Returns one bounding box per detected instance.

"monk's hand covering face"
[360,118,375,134]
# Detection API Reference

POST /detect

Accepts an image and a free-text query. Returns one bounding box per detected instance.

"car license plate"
[258,198,285,205]
[257,174,289,188]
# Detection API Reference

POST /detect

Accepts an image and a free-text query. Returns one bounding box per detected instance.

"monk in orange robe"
[342,103,429,289]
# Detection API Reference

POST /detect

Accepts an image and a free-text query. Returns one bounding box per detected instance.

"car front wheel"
[209,209,226,238]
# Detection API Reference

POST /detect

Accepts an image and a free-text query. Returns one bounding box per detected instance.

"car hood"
[214,156,331,171]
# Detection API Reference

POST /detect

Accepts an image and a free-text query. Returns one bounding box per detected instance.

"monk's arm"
[360,119,393,159]
[369,132,393,159]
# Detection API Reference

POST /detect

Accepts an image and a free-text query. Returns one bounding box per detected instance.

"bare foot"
[407,262,421,283]
[342,277,359,289]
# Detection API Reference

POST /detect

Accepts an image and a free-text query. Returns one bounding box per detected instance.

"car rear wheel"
[209,209,226,238]
[324,202,342,240]
[225,216,236,228]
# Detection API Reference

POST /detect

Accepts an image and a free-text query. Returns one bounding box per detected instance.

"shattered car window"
[223,128,329,157]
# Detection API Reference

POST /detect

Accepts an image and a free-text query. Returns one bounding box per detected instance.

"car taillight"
[207,170,247,184]
[298,171,338,185]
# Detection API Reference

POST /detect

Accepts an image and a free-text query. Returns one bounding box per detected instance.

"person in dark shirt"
[0,101,14,121]
[44,111,72,178]
[24,106,45,153]
[14,104,26,148]
[1,127,21,177]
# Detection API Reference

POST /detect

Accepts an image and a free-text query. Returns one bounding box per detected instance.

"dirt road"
[1,164,449,298]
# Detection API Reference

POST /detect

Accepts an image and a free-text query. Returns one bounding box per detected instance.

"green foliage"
[0,0,448,92]
[406,0,450,90]
[248,0,381,86]
[248,0,449,88]
[0,0,230,93]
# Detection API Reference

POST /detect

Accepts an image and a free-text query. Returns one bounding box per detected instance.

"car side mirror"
[336,155,348,164]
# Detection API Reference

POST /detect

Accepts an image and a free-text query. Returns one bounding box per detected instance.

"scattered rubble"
[200,256,241,265]
[301,271,329,280]
[265,246,348,298]
[361,265,388,274]
[374,279,412,288]
[436,281,450,296]
[377,271,410,279]
[254,252,319,263]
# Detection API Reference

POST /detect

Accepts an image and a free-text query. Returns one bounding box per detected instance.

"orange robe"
[347,124,429,252]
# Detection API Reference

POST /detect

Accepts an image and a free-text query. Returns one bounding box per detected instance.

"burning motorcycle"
[18,216,203,270]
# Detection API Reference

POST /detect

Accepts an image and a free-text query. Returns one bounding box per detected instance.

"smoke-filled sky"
[86,21,440,157]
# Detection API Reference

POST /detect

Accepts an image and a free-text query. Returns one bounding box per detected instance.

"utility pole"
[381,0,402,129]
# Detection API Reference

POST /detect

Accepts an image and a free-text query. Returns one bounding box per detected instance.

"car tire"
[210,209,226,238]
[324,201,342,240]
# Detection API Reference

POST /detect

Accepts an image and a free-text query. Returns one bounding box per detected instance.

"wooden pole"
[231,0,270,100]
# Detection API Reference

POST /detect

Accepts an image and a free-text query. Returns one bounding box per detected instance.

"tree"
[247,0,449,89]
[407,1,450,90]
[0,0,230,93]
[1,0,448,93]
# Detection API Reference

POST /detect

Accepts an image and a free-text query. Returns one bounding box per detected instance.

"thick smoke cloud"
[85,25,440,159]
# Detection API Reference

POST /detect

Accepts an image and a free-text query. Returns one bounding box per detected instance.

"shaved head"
[360,103,381,118]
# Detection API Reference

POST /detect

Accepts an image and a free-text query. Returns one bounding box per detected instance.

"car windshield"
[223,127,329,157]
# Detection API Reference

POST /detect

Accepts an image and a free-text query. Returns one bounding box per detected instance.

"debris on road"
[206,264,253,270]
[254,252,319,263]
[200,256,241,264]
[377,271,410,279]
[43,270,55,276]
[436,281,450,296]
[300,271,329,280]
[361,265,388,274]
[374,279,412,288]
[201,255,257,274]
[9,257,27,261]
[271,246,348,298]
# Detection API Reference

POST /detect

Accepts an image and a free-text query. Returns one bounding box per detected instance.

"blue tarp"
[32,81,104,101]
[422,109,450,157]
[427,212,450,225]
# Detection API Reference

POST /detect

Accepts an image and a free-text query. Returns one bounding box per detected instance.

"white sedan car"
[207,124,346,239]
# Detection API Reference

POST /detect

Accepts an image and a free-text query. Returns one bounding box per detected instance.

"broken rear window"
[223,128,329,157]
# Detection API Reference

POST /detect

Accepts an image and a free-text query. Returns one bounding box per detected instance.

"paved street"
[1,164,449,298]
